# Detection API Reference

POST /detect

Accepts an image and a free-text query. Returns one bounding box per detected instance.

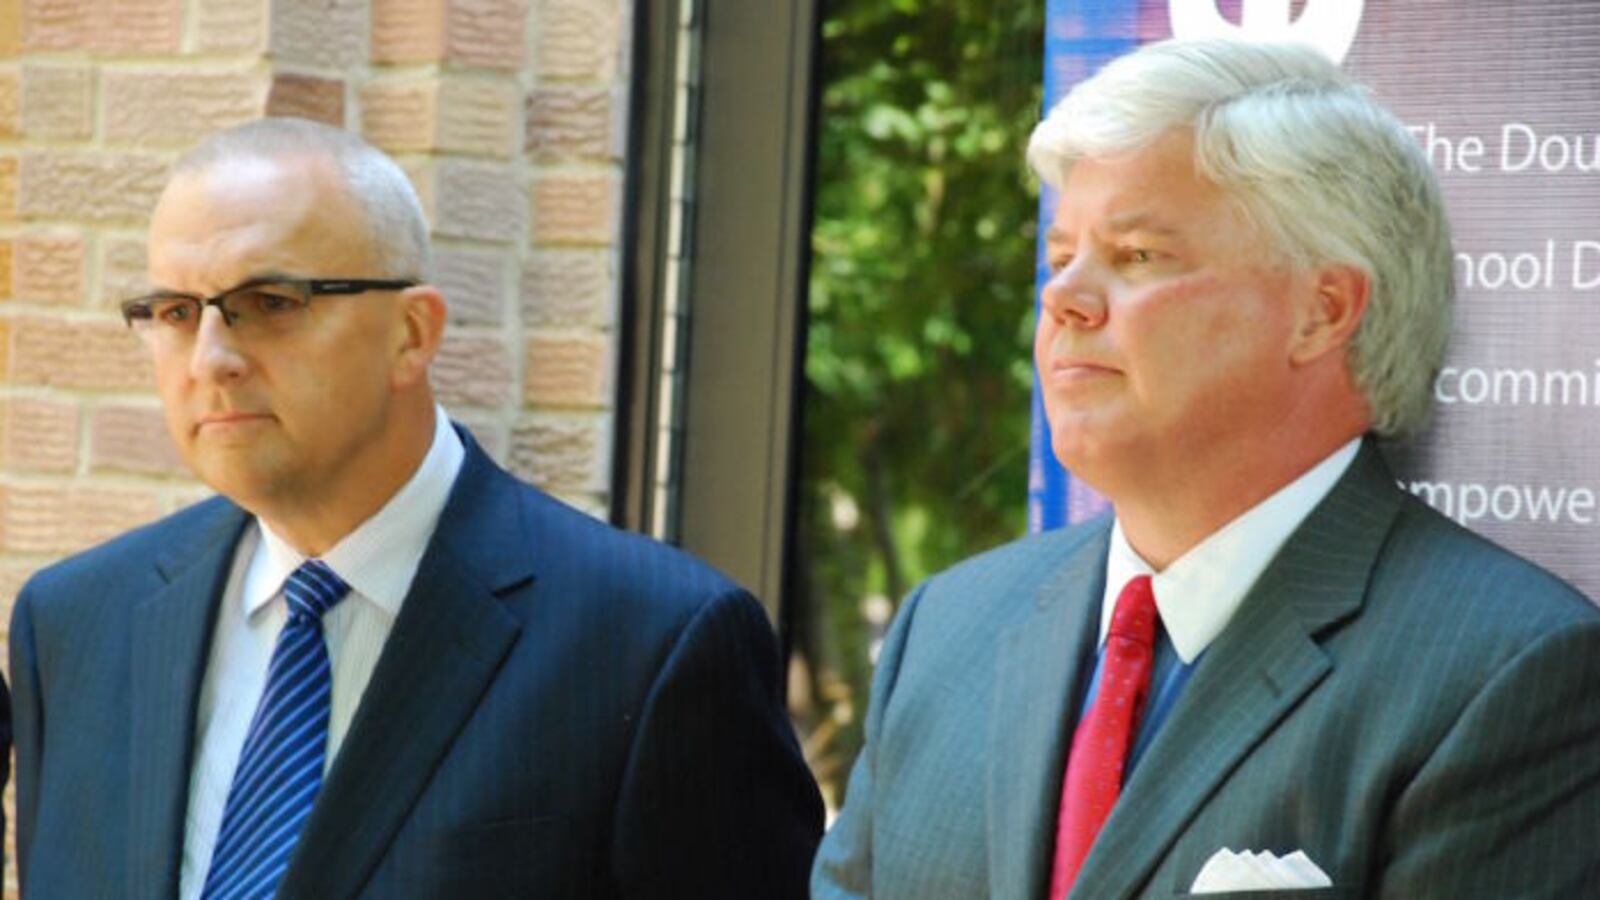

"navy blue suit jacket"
[10,430,822,898]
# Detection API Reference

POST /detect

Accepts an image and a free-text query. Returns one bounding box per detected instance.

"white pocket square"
[1190,848,1333,893]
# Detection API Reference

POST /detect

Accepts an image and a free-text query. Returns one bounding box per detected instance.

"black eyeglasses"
[120,277,418,341]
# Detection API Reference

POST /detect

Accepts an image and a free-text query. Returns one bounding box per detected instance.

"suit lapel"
[129,502,250,900]
[1069,442,1404,898]
[987,524,1110,900]
[279,439,530,899]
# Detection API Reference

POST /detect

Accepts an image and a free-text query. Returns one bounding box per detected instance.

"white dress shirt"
[1100,438,1361,663]
[179,408,465,898]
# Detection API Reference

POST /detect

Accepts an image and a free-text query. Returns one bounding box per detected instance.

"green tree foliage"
[793,1,1044,803]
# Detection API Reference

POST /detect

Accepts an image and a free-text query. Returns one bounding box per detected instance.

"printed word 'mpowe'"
[1407,480,1599,526]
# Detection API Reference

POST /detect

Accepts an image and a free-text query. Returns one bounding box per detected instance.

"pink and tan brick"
[12,231,86,306]
[0,397,81,474]
[89,404,186,476]
[508,413,607,493]
[0,0,20,57]
[434,246,510,326]
[432,160,526,243]
[19,65,93,141]
[195,0,269,54]
[16,151,170,224]
[360,78,440,153]
[99,0,182,53]
[0,240,13,300]
[372,0,528,68]
[25,0,182,54]
[524,333,608,408]
[0,155,19,223]
[0,70,18,140]
[104,69,266,149]
[531,174,615,245]
[432,332,515,409]
[0,481,164,556]
[526,85,612,159]
[535,0,618,81]
[362,75,518,158]
[7,316,152,390]
[99,236,150,308]
[270,0,366,68]
[521,248,612,327]
[371,0,448,63]
[437,77,520,158]
[266,74,346,127]
[445,0,528,70]
[21,0,93,52]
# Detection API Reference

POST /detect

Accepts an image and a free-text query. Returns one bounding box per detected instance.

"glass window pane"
[790,3,1045,814]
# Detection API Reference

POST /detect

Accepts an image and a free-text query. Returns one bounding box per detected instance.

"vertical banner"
[1031,1,1600,604]
[1029,0,1144,531]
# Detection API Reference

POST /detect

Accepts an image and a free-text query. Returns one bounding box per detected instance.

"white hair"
[1027,39,1453,436]
[171,117,433,281]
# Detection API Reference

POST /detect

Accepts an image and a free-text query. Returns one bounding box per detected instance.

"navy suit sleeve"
[811,581,926,899]
[9,588,42,891]
[1382,619,1600,897]
[1,641,9,884]
[610,588,822,899]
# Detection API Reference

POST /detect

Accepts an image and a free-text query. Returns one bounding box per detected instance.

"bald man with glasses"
[10,117,821,899]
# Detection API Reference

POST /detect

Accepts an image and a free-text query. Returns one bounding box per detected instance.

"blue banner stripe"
[1029,0,1144,533]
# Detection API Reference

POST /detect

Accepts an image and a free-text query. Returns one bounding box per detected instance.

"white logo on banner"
[1169,0,1364,63]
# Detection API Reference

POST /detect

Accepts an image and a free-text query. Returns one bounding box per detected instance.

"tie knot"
[284,559,350,622]
[1108,574,1158,646]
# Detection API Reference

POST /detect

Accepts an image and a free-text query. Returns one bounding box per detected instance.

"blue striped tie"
[200,559,350,899]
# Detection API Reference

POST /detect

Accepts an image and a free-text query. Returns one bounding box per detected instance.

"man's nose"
[1040,258,1109,329]
[188,304,250,382]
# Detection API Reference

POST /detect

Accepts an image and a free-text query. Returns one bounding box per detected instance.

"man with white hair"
[10,117,822,898]
[813,38,1600,899]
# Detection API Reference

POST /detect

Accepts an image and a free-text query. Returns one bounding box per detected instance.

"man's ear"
[1290,263,1370,366]
[392,284,448,389]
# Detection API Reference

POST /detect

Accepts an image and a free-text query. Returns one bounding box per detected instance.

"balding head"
[171,117,433,282]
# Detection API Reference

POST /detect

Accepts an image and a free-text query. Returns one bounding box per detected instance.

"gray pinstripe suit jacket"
[813,441,1600,899]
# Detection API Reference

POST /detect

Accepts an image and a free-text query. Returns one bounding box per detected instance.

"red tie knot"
[1108,574,1157,646]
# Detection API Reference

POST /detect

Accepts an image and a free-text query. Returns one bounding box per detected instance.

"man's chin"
[1048,423,1133,488]
[187,456,287,509]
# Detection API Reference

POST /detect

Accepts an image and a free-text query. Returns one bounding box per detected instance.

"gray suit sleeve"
[811,582,928,898]
[1381,619,1600,897]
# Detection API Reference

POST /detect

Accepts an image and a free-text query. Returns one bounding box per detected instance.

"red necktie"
[1048,574,1159,899]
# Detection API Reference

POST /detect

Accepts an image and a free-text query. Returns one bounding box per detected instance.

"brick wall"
[0,0,633,884]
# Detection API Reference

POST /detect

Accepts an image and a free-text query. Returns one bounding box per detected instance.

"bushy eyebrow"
[1103,211,1181,237]
[1046,211,1182,246]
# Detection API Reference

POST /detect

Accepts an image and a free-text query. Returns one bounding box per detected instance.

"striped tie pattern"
[201,559,350,899]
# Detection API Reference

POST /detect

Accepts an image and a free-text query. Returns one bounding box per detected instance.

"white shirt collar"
[1100,437,1362,664]
[243,406,466,618]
